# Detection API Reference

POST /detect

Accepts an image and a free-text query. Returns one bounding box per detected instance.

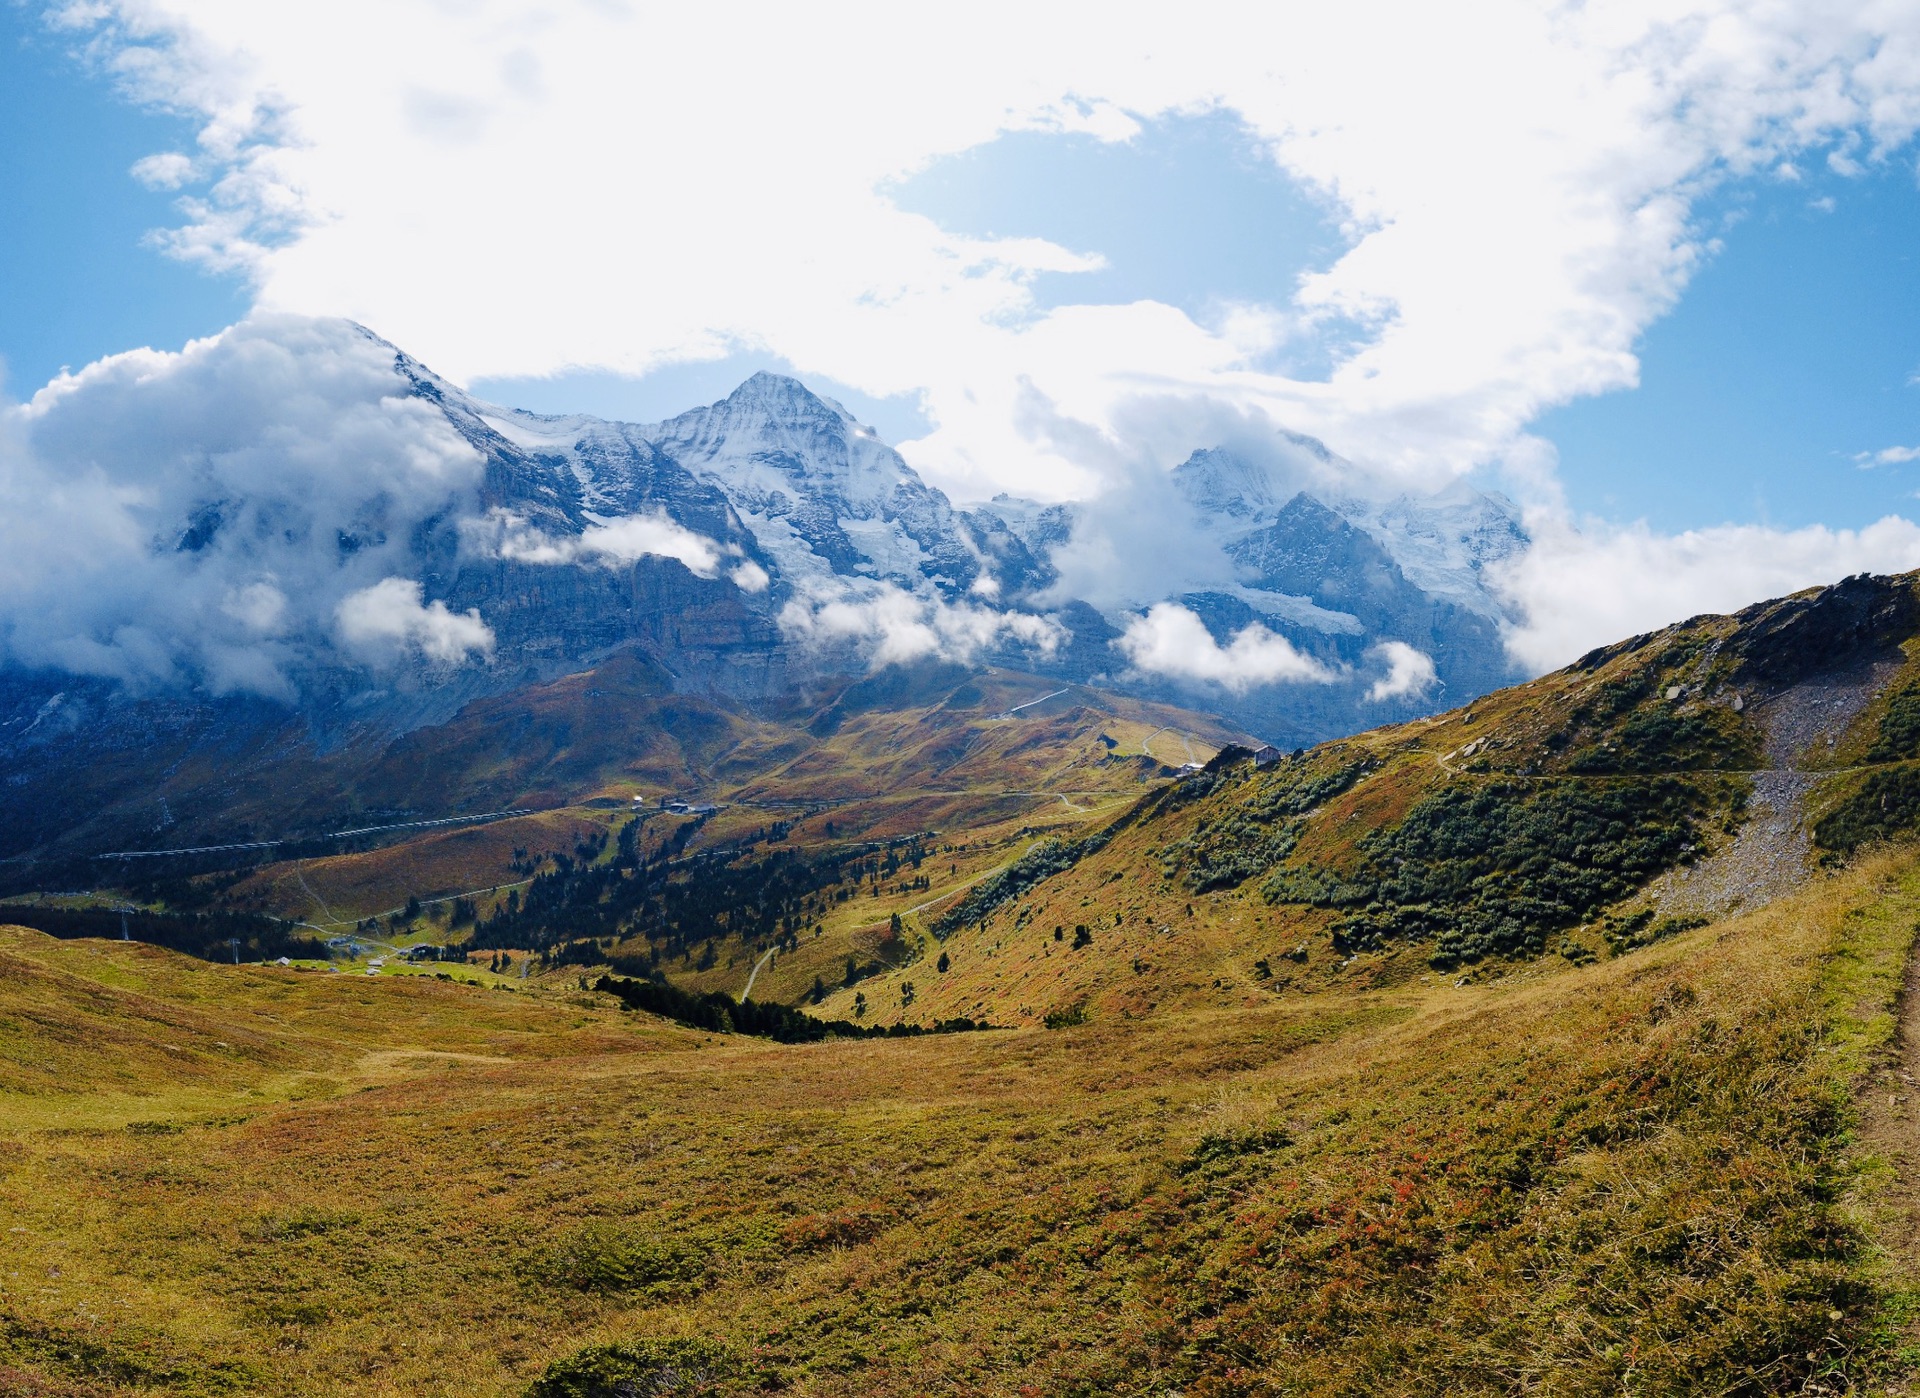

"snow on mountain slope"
[1169,445,1526,624]
[357,334,1535,739]
[431,348,1523,673]
[0,317,1533,754]
[639,372,984,597]
[1332,480,1529,619]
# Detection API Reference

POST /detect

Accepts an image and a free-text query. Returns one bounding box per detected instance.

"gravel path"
[1648,769,1817,920]
[1756,660,1901,768]
[1645,661,1898,920]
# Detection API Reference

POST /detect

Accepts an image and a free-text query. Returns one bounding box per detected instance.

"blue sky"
[5,3,1920,539]
[1538,162,1920,532]
[8,1,1920,670]
[887,112,1351,327]
[0,12,244,396]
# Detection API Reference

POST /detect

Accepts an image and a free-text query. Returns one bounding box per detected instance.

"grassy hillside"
[834,572,1920,1029]
[1,847,1917,1395]
[8,574,1920,1394]
[35,662,1238,926]
[0,661,1245,1029]
[0,648,1242,880]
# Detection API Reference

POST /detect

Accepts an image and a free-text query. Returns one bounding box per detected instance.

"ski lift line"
[325,809,537,841]
[1003,687,1070,715]
[92,808,540,860]
[95,839,280,860]
[299,877,538,930]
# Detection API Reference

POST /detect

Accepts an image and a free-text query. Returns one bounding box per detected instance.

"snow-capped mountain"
[0,319,1528,758]
[377,332,1529,739]
[1166,445,1527,621]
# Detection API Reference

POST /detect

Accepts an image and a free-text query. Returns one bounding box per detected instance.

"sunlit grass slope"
[183,662,1242,933]
[847,572,1919,1028]
[3,840,1919,1395]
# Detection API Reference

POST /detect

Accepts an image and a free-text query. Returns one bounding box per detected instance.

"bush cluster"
[1565,703,1759,774]
[525,1224,705,1298]
[1814,766,1920,852]
[1159,756,1372,893]
[1264,777,1710,964]
[593,974,990,1041]
[934,831,1114,934]
[1866,681,1920,762]
[524,1337,739,1398]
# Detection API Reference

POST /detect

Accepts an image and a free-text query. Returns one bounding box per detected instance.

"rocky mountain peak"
[648,371,919,507]
[1172,446,1290,522]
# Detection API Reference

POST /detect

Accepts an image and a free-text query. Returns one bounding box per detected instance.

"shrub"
[1044,1001,1087,1029]
[1603,910,1707,954]
[1266,777,1712,963]
[1866,681,1920,762]
[1157,756,1374,892]
[779,1210,892,1253]
[524,1337,739,1398]
[1815,766,1920,852]
[526,1224,705,1296]
[1566,703,1759,774]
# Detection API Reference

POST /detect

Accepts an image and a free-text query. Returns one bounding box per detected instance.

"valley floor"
[5,847,1920,1395]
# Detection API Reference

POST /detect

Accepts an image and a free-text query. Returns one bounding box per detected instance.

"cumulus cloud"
[461,507,729,578]
[778,583,1065,670]
[1857,444,1920,467]
[1493,514,1920,674]
[583,514,725,574]
[335,577,493,666]
[0,316,491,694]
[130,150,196,189]
[730,560,771,593]
[48,2,1920,504]
[1365,640,1438,702]
[1114,603,1335,695]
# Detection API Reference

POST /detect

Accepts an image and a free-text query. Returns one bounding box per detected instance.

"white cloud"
[581,514,724,574]
[461,507,729,578]
[47,1,1920,506]
[130,150,196,189]
[778,583,1065,670]
[0,316,491,694]
[334,577,493,666]
[1365,641,1438,702]
[1493,513,1920,673]
[1114,603,1335,694]
[17,2,1920,703]
[1857,444,1920,466]
[219,579,288,634]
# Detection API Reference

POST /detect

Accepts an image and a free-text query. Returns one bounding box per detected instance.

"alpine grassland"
[9,579,1920,1393]
[1,845,1918,1396]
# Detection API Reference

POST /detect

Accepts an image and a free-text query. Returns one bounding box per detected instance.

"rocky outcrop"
[0,323,1543,861]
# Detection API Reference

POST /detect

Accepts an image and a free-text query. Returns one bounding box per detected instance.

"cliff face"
[390,352,1527,736]
[0,320,1540,855]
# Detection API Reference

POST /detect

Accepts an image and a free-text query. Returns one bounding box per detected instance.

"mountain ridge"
[0,316,1534,860]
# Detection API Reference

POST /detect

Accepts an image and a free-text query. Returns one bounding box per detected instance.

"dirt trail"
[1856,936,1920,1397]
[1646,661,1898,921]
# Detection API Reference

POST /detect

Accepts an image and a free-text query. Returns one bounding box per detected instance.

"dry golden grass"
[229,809,620,928]
[197,664,1229,940]
[2,841,1917,1395]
